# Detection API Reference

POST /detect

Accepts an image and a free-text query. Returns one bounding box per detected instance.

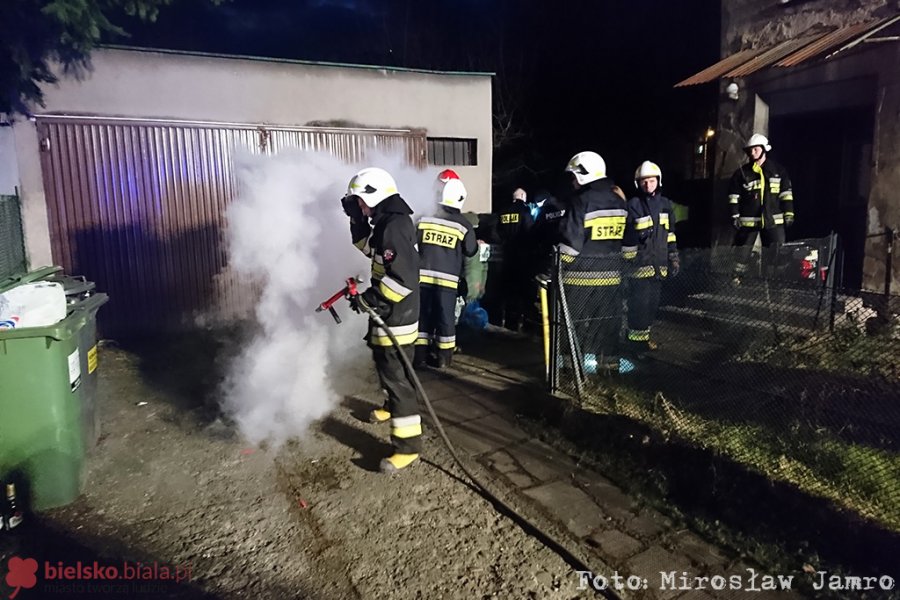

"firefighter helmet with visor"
[634,160,663,189]
[346,167,398,208]
[438,178,467,210]
[565,151,607,186]
[744,133,771,152]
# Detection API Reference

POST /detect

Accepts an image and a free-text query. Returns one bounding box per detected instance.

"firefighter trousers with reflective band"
[565,283,621,364]
[627,278,661,349]
[372,346,422,454]
[733,226,785,274]
[416,285,457,363]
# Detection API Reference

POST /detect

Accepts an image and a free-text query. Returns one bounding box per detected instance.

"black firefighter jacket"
[728,158,794,230]
[496,201,534,246]
[622,191,678,279]
[349,194,420,347]
[417,206,478,291]
[557,178,628,287]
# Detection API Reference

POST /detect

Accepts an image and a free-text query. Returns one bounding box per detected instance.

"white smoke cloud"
[221,148,440,447]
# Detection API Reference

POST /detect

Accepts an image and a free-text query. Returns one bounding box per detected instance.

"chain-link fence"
[548,236,900,532]
[0,194,26,280]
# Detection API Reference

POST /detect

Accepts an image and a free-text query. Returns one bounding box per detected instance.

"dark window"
[427,137,477,166]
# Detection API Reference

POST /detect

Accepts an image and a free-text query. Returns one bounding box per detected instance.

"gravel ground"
[0,345,593,600]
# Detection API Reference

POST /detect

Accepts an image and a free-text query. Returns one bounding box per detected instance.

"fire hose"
[317,277,610,597]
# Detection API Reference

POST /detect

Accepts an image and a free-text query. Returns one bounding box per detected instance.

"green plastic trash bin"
[0,268,108,510]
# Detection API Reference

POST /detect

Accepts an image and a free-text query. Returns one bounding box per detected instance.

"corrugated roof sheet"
[725,34,823,77]
[781,15,898,66]
[674,49,765,87]
[674,13,899,87]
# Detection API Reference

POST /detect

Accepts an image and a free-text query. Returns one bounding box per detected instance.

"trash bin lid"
[47,274,96,298]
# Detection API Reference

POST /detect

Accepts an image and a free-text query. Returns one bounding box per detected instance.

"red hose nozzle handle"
[315,276,364,323]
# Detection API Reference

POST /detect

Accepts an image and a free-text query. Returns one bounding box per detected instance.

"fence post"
[548,249,560,394]
[829,236,843,332]
[884,226,895,327]
[885,226,894,299]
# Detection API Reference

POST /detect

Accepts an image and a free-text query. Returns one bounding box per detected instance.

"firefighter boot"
[369,408,391,424]
[427,349,451,369]
[380,453,420,474]
[413,346,428,369]
[439,348,453,368]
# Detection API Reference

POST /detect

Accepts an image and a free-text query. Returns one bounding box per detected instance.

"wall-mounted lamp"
[725,82,739,101]
[705,127,716,138]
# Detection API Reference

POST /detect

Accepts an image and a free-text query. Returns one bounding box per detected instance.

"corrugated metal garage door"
[37,116,426,338]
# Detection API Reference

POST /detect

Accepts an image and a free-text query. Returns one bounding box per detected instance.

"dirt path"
[0,346,591,599]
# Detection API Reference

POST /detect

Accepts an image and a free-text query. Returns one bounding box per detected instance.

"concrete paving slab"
[623,509,671,541]
[506,438,578,483]
[443,414,529,456]
[588,529,643,561]
[468,391,521,417]
[421,379,467,402]
[523,480,606,538]
[578,478,638,522]
[451,371,518,393]
[503,470,538,489]
[484,450,519,474]
[626,546,694,600]
[426,395,494,425]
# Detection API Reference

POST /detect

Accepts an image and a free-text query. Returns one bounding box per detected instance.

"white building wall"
[0,127,20,195]
[15,47,493,267]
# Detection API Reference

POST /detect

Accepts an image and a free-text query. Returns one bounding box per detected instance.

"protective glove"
[784,214,794,228]
[348,290,373,314]
[341,196,364,222]
[732,215,741,230]
[668,252,680,278]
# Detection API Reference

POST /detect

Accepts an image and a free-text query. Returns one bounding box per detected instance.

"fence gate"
[36,116,426,337]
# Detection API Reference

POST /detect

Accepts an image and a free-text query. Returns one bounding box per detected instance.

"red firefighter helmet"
[438,169,460,183]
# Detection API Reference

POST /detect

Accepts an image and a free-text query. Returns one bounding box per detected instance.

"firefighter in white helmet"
[622,161,680,354]
[341,167,422,473]
[414,173,477,368]
[727,133,795,280]
[557,151,634,374]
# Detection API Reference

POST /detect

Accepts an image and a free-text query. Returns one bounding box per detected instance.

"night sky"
[110,0,720,201]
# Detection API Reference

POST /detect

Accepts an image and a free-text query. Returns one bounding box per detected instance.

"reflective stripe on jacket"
[557,178,627,286]
[728,158,794,229]
[623,191,677,279]
[417,207,477,290]
[351,194,420,346]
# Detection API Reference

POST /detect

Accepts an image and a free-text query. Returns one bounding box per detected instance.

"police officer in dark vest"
[496,187,534,331]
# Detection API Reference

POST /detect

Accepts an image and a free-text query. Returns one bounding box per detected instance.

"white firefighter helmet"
[346,167,398,208]
[439,178,467,210]
[634,160,663,189]
[744,133,772,152]
[565,151,607,186]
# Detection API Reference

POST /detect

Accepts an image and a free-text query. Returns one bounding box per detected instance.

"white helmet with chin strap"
[565,151,607,186]
[744,133,772,152]
[634,160,663,189]
[346,167,398,208]
[438,178,467,210]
